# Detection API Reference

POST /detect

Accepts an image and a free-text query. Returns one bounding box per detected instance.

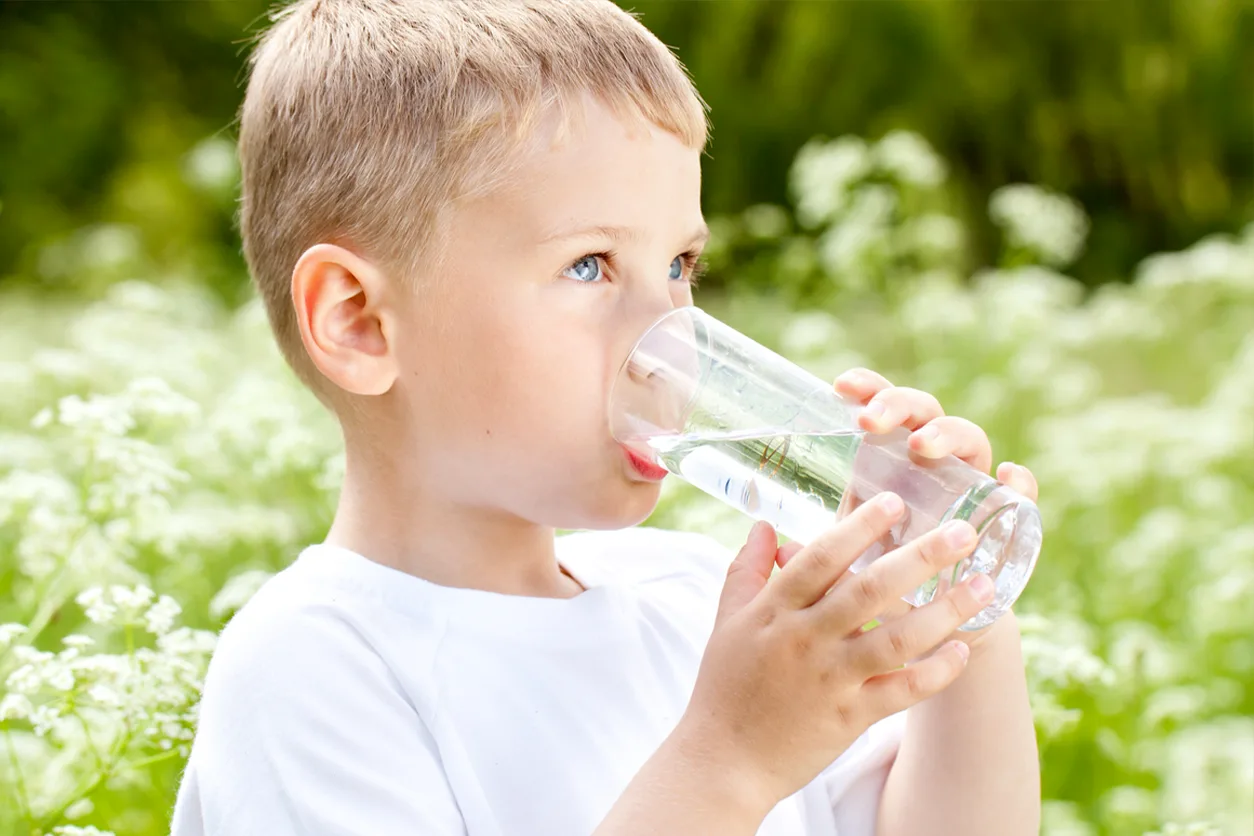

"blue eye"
[668,256,684,280]
[563,255,603,283]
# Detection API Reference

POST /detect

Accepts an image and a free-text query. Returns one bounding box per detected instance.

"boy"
[171,1,1041,833]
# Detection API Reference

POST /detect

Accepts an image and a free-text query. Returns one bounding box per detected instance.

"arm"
[876,611,1041,836]
[593,721,776,836]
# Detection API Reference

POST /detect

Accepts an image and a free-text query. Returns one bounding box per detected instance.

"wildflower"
[874,130,946,187]
[51,826,116,836]
[989,183,1089,268]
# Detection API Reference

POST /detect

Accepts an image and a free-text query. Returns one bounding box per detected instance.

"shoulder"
[202,575,380,715]
[178,555,462,834]
[200,556,442,724]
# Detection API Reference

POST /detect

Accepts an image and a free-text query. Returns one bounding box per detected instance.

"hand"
[830,367,1039,649]
[678,494,994,812]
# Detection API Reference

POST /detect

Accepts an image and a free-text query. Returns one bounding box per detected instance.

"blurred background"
[0,2,1251,836]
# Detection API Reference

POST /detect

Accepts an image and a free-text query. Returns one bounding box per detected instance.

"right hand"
[678,492,994,811]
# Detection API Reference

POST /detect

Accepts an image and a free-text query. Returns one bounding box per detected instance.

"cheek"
[462,320,609,443]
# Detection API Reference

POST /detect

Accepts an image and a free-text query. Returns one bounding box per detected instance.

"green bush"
[2,1,1250,295]
[1,133,1251,835]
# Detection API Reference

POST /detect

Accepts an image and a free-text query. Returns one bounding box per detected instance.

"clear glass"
[608,305,1042,630]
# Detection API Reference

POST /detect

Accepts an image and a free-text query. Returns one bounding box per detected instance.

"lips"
[623,445,669,481]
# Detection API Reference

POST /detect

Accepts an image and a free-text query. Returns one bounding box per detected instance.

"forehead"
[450,93,703,245]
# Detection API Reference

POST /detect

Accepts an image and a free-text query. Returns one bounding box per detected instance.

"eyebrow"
[540,223,710,249]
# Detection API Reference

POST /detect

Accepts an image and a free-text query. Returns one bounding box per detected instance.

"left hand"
[773,368,1038,650]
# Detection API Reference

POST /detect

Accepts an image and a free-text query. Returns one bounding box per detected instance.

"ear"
[291,243,399,397]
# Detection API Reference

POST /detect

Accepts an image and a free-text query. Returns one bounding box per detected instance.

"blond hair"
[237,0,709,400]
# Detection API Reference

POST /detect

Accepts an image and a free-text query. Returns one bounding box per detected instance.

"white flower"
[29,702,63,736]
[87,683,122,708]
[55,393,136,437]
[110,583,154,613]
[0,622,27,648]
[124,376,201,424]
[815,186,896,279]
[144,594,182,636]
[1144,825,1223,836]
[7,663,43,695]
[1040,800,1096,836]
[105,280,172,315]
[209,570,274,621]
[157,627,217,657]
[30,348,93,383]
[989,183,1090,268]
[0,693,32,721]
[791,136,872,228]
[51,826,116,836]
[874,130,946,187]
[315,451,347,494]
[44,659,76,692]
[76,587,118,626]
[899,273,977,335]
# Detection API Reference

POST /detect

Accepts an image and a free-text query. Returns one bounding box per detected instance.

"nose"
[625,304,699,386]
[626,350,666,385]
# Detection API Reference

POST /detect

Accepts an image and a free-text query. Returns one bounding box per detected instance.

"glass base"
[948,485,1042,631]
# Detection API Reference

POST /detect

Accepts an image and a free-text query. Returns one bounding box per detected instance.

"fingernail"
[863,401,886,420]
[943,520,976,547]
[970,573,995,603]
[952,641,970,664]
[842,369,870,384]
[878,492,904,515]
[914,425,939,444]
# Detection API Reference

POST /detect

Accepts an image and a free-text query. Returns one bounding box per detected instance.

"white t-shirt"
[170,525,907,835]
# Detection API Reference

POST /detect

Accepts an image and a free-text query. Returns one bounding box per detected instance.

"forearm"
[594,721,774,836]
[876,611,1041,836]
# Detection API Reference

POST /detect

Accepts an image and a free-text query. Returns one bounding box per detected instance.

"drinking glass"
[609,305,1042,630]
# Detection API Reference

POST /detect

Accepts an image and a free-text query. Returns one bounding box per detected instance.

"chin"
[560,478,663,531]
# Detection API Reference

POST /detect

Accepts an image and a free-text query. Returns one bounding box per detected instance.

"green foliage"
[1,1,1251,298]
[1,131,1251,835]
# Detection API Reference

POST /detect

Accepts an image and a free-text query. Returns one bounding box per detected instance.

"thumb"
[715,520,778,625]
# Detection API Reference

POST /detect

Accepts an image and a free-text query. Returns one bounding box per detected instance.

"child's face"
[389,93,704,531]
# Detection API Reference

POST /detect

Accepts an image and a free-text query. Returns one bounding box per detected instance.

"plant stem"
[125,747,181,770]
[35,724,134,833]
[3,725,32,825]
[73,711,104,771]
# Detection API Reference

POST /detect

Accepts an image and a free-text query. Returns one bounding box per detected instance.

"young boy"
[171,1,1041,833]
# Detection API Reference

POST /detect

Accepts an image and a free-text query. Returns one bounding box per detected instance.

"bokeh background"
[1,2,1251,835]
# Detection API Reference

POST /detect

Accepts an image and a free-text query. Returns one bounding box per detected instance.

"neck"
[322,438,584,599]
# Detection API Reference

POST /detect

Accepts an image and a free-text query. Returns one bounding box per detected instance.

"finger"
[865,597,913,625]
[858,640,971,714]
[716,521,778,624]
[813,518,978,633]
[996,461,1039,502]
[775,541,805,569]
[833,368,894,403]
[859,387,944,433]
[849,571,995,675]
[909,416,993,473]
[769,492,906,611]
